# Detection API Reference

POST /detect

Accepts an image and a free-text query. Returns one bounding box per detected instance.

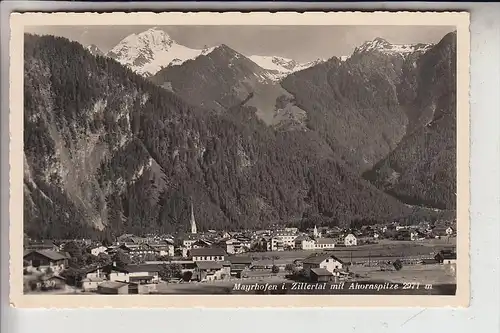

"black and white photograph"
[9,12,470,306]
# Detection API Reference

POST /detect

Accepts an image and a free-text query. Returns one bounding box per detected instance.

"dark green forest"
[23,33,456,240]
[364,32,457,209]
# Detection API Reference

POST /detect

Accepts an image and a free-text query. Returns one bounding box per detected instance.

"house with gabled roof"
[84,263,130,283]
[194,261,230,281]
[124,264,162,284]
[190,247,226,262]
[23,249,69,274]
[302,253,344,279]
[314,237,336,250]
[294,235,316,250]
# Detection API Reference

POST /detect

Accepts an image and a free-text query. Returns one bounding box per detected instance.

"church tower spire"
[190,200,197,234]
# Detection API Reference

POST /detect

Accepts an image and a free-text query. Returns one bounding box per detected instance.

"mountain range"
[101,27,323,78]
[23,29,457,239]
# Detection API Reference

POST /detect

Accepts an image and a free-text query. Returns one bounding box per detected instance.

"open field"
[242,239,457,266]
[350,263,456,285]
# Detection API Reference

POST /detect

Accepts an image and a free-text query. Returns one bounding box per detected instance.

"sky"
[25,25,455,62]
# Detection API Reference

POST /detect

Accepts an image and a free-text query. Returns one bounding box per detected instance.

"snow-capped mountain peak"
[354,37,433,57]
[105,27,325,79]
[106,27,204,77]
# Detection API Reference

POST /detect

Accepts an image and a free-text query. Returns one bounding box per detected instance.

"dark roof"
[42,275,67,281]
[303,253,343,265]
[310,268,333,276]
[294,235,311,242]
[315,238,336,245]
[421,258,438,264]
[24,250,68,261]
[227,256,253,264]
[442,253,457,260]
[190,247,226,256]
[98,281,128,289]
[125,264,162,273]
[195,261,223,270]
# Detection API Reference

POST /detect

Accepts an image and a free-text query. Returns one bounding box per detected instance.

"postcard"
[9,11,470,308]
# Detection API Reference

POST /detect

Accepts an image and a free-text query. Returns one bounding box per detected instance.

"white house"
[125,264,161,284]
[150,240,174,257]
[91,246,108,256]
[224,238,249,254]
[82,277,105,292]
[314,238,336,250]
[182,238,198,250]
[445,227,454,236]
[190,247,226,262]
[294,235,316,250]
[85,264,130,283]
[270,231,297,251]
[302,253,344,278]
[344,234,357,246]
[194,261,231,281]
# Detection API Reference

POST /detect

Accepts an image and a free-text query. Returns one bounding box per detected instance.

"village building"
[435,250,457,265]
[125,264,161,284]
[82,276,105,292]
[84,263,130,283]
[97,281,129,294]
[116,234,149,245]
[310,268,335,282]
[344,233,358,246]
[302,253,344,279]
[149,240,175,257]
[120,243,159,257]
[90,245,108,256]
[224,238,243,254]
[41,275,67,290]
[314,237,336,250]
[194,261,230,281]
[25,240,60,252]
[182,237,198,250]
[227,256,253,277]
[191,239,213,249]
[23,249,69,274]
[270,230,297,251]
[294,235,316,250]
[190,247,226,262]
[411,231,426,241]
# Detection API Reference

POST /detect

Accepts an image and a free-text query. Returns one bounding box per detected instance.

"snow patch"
[249,55,324,81]
[354,37,433,58]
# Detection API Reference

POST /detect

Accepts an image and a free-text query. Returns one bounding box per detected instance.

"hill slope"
[150,44,309,129]
[363,32,457,210]
[24,34,418,239]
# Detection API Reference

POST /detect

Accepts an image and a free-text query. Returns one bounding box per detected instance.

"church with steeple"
[190,201,197,234]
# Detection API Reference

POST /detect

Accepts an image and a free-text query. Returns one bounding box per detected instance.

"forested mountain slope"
[24,34,420,239]
[363,32,457,210]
